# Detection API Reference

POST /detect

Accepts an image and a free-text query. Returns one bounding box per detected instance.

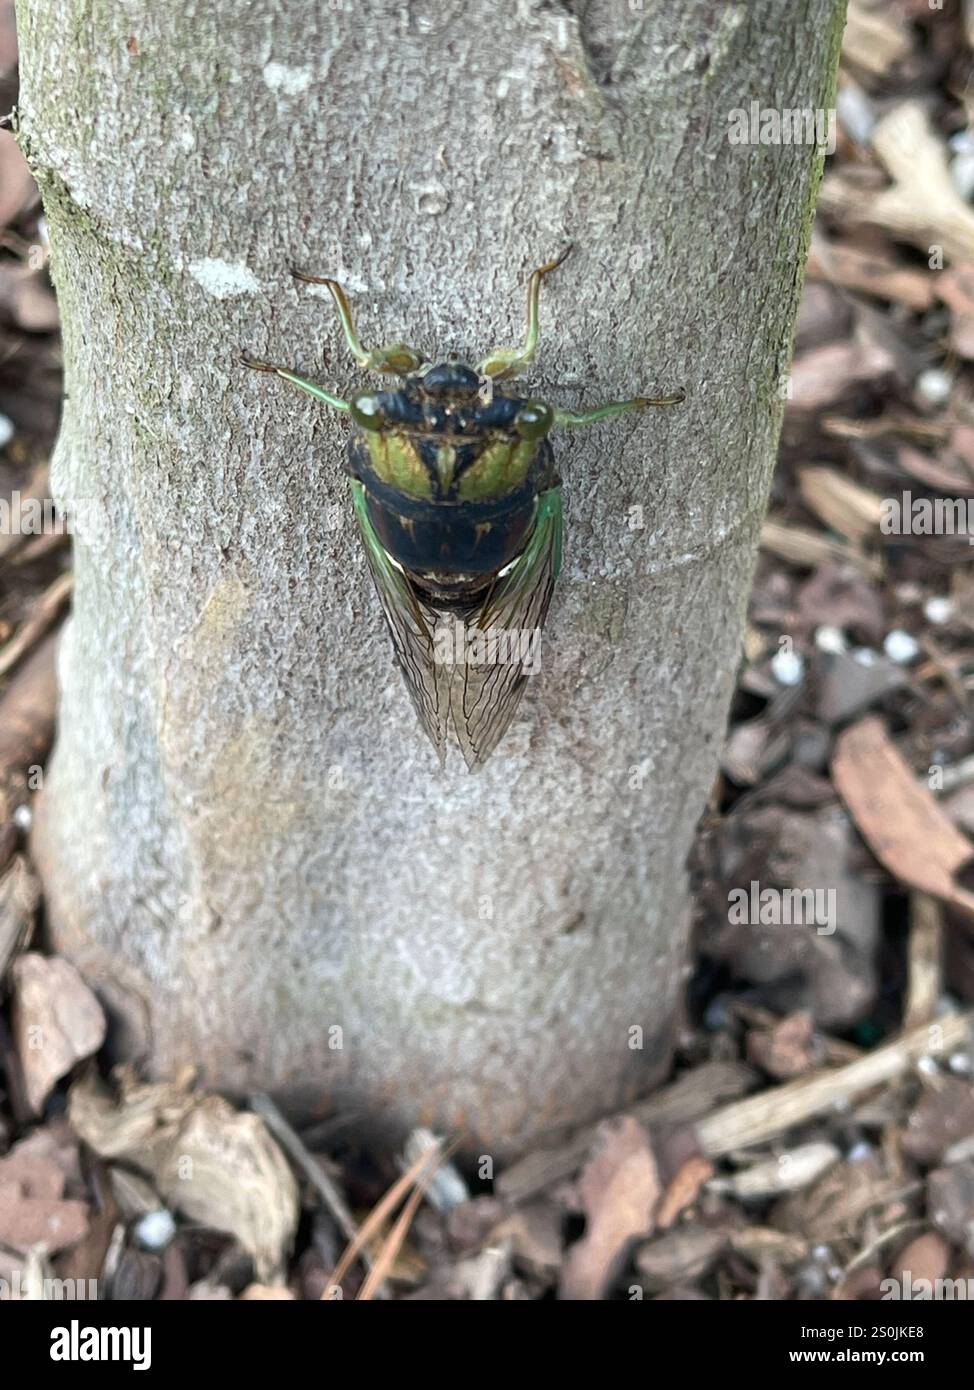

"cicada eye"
[350,394,386,431]
[514,399,553,441]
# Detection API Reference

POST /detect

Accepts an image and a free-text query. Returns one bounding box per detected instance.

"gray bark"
[17,0,844,1152]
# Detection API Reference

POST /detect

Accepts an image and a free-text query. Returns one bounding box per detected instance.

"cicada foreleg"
[477,245,572,381]
[290,267,423,377]
[239,351,350,411]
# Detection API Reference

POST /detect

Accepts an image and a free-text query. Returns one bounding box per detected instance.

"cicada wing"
[449,486,563,771]
[349,480,451,764]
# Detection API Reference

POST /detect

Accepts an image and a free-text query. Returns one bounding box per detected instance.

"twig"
[821,102,974,263]
[0,571,73,679]
[248,1092,373,1279]
[326,1138,456,1298]
[695,1013,972,1156]
[357,1178,428,1302]
[904,893,943,1032]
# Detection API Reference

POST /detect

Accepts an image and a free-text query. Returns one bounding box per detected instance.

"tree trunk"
[17,0,845,1152]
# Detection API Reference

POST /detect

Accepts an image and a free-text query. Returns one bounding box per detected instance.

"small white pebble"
[883,629,920,664]
[814,624,847,655]
[771,648,804,686]
[0,414,14,450]
[916,1055,940,1077]
[836,86,874,146]
[135,1209,177,1250]
[948,1051,972,1075]
[924,595,954,625]
[952,151,974,201]
[916,368,953,407]
[11,804,32,832]
[847,1140,872,1163]
[852,647,878,667]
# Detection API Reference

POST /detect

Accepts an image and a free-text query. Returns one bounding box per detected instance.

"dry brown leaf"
[890,1232,950,1288]
[11,953,107,1114]
[559,1115,659,1301]
[656,1154,714,1230]
[841,0,911,79]
[69,1068,298,1282]
[832,716,974,917]
[798,466,885,542]
[789,342,895,411]
[760,519,881,578]
[807,238,933,310]
[895,444,974,496]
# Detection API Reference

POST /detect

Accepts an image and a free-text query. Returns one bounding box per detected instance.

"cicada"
[243,249,683,769]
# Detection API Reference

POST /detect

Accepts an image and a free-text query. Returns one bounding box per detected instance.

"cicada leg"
[476,245,572,381]
[240,351,349,411]
[554,389,685,428]
[289,267,423,376]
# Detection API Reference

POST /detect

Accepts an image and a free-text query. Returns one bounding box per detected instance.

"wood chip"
[821,102,974,265]
[832,716,974,917]
[904,892,943,1031]
[696,1012,972,1155]
[69,1067,299,1283]
[746,1010,821,1080]
[761,519,881,578]
[927,1160,974,1246]
[0,571,72,679]
[798,466,885,542]
[559,1116,660,1301]
[635,1226,726,1292]
[841,0,911,78]
[0,1139,89,1254]
[709,1141,840,1199]
[11,953,107,1114]
[495,1060,754,1204]
[807,238,933,310]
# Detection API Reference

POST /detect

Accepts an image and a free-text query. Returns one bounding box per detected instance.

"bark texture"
[18,0,844,1151]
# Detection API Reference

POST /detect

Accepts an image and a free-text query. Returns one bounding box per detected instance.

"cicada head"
[345,361,556,508]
